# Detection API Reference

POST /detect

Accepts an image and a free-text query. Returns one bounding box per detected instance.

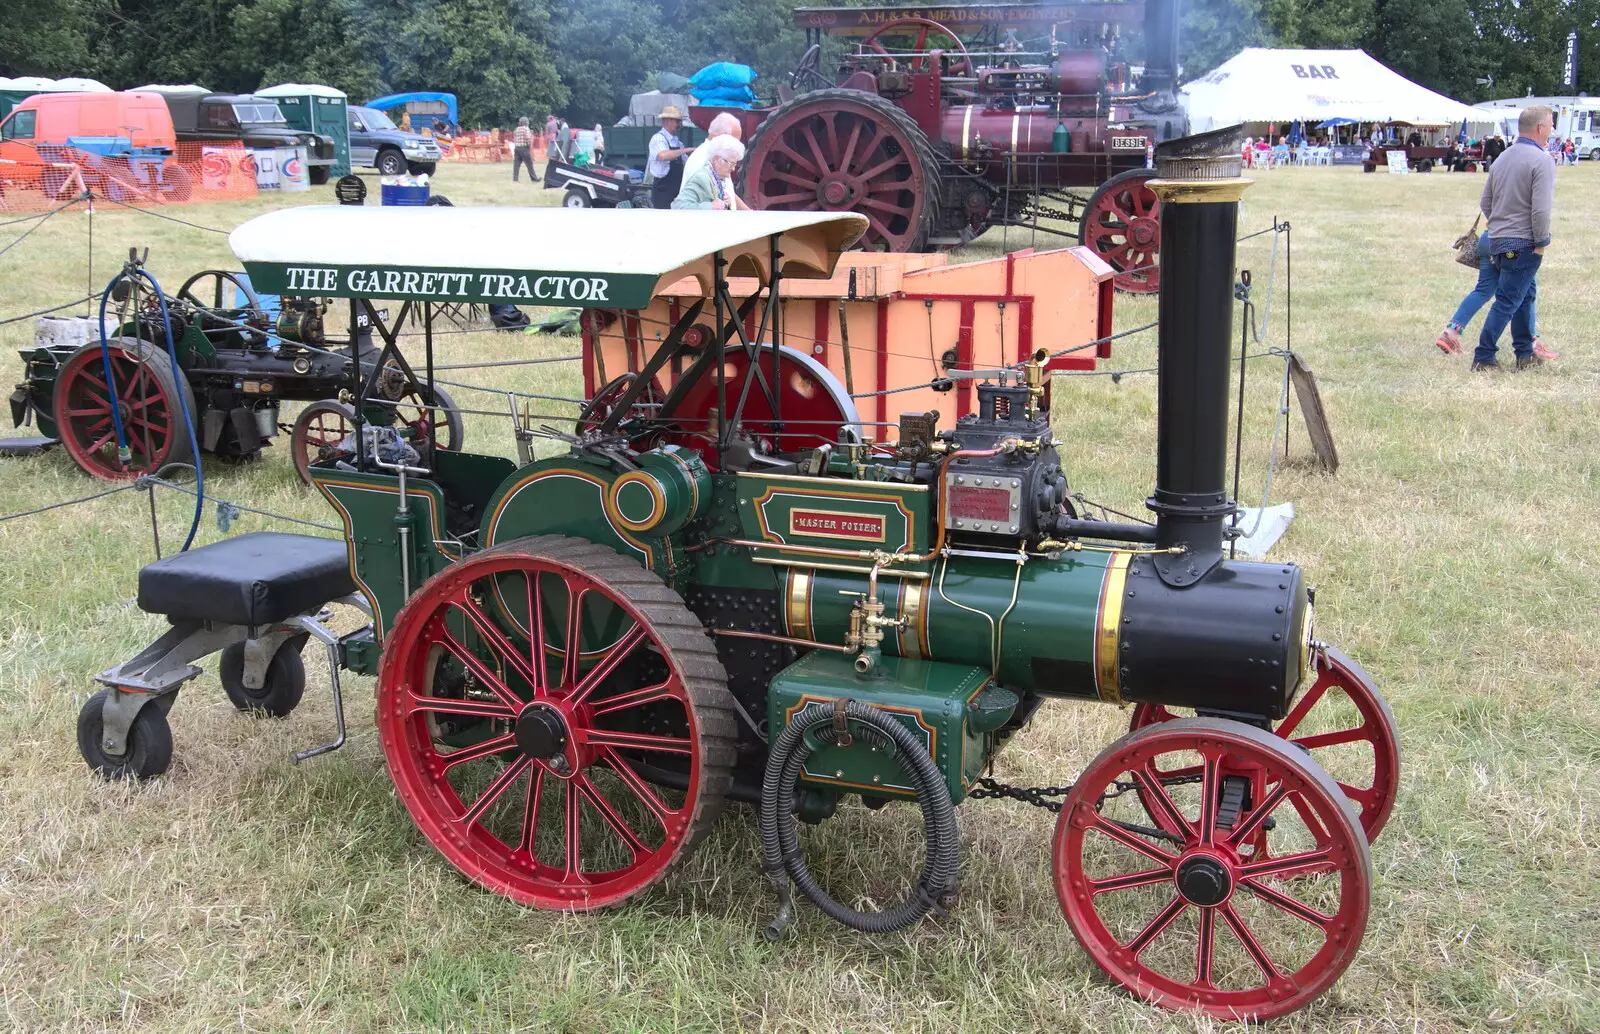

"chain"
[969,773,1203,815]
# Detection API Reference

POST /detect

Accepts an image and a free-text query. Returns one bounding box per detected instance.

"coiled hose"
[759,699,960,939]
[97,269,203,551]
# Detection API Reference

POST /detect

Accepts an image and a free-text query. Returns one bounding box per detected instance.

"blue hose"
[96,270,204,551]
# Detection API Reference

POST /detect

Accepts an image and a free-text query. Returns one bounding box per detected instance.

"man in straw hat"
[648,105,695,210]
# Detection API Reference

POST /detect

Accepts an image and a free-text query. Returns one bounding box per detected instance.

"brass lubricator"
[841,553,914,674]
[1023,347,1049,421]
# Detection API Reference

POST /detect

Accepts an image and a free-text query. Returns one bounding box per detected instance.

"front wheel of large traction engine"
[77,688,174,780]
[1078,169,1163,294]
[375,535,737,909]
[52,337,197,480]
[1054,718,1371,1020]
[1129,645,1401,847]
[290,400,357,485]
[219,638,307,717]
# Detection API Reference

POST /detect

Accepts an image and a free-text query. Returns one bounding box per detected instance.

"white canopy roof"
[133,84,211,95]
[229,206,868,309]
[1,76,111,93]
[258,83,348,100]
[1184,49,1486,130]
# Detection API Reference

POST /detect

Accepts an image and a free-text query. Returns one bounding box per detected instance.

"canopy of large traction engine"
[228,206,869,310]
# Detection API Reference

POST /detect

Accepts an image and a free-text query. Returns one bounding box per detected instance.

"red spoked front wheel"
[376,536,736,909]
[51,337,196,480]
[1078,169,1162,294]
[1129,646,1400,846]
[1055,718,1372,1020]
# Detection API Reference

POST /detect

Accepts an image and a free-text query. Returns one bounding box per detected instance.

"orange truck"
[0,91,192,201]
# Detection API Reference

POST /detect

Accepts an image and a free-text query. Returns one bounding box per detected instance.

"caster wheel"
[77,688,174,780]
[220,639,307,717]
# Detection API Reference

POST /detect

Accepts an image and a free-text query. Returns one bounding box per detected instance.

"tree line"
[3,0,1596,128]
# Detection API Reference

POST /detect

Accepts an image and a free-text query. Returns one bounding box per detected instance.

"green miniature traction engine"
[79,142,1399,1021]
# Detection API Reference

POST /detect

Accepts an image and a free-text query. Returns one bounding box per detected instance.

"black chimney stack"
[1145,128,1248,587]
[1141,0,1180,94]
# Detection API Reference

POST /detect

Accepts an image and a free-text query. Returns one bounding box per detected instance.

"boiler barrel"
[781,549,1309,717]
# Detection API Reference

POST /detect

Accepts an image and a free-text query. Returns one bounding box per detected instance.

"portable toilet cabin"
[257,83,350,177]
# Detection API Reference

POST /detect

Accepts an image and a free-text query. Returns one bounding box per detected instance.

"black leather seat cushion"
[138,532,356,627]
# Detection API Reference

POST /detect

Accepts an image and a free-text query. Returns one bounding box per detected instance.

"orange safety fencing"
[0,141,268,213]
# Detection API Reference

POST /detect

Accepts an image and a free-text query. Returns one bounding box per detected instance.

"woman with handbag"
[1435,217,1559,358]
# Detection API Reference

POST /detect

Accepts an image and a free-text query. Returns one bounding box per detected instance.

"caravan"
[1476,95,1600,159]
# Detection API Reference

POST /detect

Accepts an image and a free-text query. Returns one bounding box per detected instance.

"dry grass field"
[0,159,1595,1034]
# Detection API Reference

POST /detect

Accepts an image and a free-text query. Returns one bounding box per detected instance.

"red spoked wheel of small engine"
[1129,646,1401,847]
[375,536,736,910]
[51,337,196,481]
[742,88,943,252]
[289,400,356,485]
[576,372,665,438]
[391,383,465,453]
[1054,718,1372,1020]
[857,17,974,77]
[655,344,861,470]
[1078,168,1163,294]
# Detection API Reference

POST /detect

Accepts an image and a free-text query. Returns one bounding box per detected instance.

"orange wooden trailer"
[581,245,1115,436]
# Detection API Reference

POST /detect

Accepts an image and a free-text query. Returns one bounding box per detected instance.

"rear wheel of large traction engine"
[1054,718,1371,1020]
[742,87,942,252]
[219,638,307,717]
[1128,645,1401,848]
[375,535,737,909]
[1078,168,1163,294]
[53,337,197,480]
[290,400,357,485]
[77,688,174,780]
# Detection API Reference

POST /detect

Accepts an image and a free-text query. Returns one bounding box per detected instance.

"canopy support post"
[424,301,435,398]
[715,253,727,450]
[350,298,365,469]
[769,236,784,434]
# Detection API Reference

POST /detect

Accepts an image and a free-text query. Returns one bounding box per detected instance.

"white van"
[1476,95,1600,159]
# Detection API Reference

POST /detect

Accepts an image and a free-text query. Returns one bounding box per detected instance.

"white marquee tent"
[1184,49,1488,132]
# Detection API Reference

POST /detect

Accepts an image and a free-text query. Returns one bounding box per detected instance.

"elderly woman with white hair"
[671,135,749,210]
[683,111,743,183]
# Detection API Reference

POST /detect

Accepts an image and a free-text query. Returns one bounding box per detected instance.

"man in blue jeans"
[1475,105,1555,371]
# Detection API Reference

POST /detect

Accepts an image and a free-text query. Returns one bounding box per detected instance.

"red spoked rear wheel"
[376,536,736,909]
[1055,718,1372,1020]
[52,337,196,480]
[1129,646,1400,846]
[289,400,356,485]
[1079,169,1162,294]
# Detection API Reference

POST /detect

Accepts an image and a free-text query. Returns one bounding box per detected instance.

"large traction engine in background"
[719,1,1188,292]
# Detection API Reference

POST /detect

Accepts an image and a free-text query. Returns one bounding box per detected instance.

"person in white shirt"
[683,112,741,184]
